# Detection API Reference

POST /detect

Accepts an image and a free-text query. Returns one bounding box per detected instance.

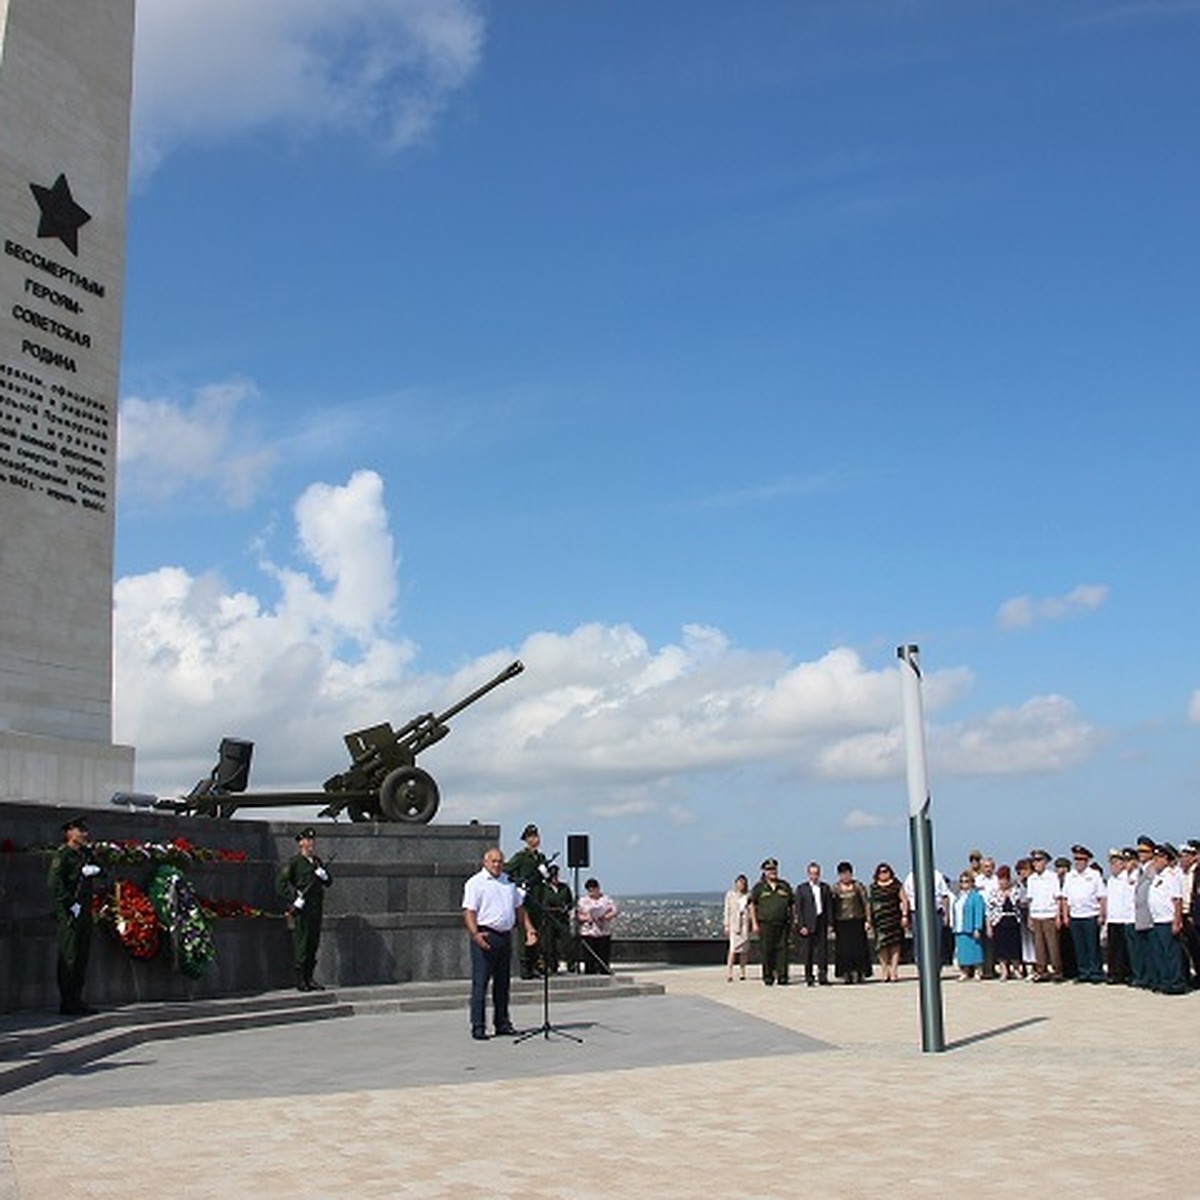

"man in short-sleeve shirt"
[462,847,537,1039]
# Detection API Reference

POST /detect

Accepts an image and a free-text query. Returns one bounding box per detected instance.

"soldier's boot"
[296,968,311,993]
[306,967,325,991]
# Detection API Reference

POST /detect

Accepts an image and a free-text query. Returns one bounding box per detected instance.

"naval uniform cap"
[1071,844,1092,859]
[520,823,539,840]
[761,857,779,870]
[62,815,88,833]
[1053,856,1071,869]
[295,827,317,841]
[1136,834,1156,852]
[1155,842,1178,860]
[1030,848,1050,861]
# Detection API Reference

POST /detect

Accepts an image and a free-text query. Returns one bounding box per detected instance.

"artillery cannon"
[171,660,524,824]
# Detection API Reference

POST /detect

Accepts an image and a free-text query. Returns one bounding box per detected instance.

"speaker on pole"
[567,834,590,869]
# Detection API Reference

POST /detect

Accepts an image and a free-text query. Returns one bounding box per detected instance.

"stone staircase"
[0,972,665,1095]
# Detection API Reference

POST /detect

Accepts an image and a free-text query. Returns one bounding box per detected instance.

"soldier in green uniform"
[277,827,333,992]
[504,823,552,978]
[47,815,102,1016]
[749,857,795,986]
[540,863,573,974]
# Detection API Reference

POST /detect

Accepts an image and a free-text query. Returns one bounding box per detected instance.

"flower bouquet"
[111,879,162,959]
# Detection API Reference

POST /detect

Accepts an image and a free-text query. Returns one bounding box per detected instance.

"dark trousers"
[1128,926,1151,987]
[799,926,829,982]
[759,921,790,984]
[56,915,91,1010]
[1069,916,1103,982]
[1182,916,1200,986]
[1148,923,1186,994]
[580,935,612,974]
[1105,922,1131,984]
[470,928,513,1033]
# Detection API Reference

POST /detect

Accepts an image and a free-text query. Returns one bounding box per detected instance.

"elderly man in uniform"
[462,846,537,1039]
[505,822,552,978]
[1179,839,1200,988]
[47,816,102,1016]
[1147,842,1187,995]
[277,827,333,992]
[1026,849,1064,982]
[1062,844,1106,983]
[749,857,794,986]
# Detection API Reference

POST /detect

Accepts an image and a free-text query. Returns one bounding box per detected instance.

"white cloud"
[131,0,485,178]
[843,808,888,830]
[114,473,1104,815]
[997,583,1110,630]
[118,379,276,508]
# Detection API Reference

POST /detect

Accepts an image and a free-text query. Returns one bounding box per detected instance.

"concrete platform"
[1,966,1196,1198]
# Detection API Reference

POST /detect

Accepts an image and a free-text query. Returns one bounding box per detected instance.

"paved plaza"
[1,967,1195,1198]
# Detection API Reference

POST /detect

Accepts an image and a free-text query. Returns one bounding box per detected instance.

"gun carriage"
[160,660,523,825]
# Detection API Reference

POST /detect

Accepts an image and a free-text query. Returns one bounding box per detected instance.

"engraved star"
[29,173,92,256]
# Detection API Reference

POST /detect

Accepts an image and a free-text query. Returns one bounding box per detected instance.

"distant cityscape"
[614,892,724,940]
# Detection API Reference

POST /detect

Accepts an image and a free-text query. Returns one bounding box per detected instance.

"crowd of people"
[726,836,1200,997]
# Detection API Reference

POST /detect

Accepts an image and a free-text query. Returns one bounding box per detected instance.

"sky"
[112,0,1200,894]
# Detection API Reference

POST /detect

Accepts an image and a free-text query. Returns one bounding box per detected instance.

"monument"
[0,0,136,805]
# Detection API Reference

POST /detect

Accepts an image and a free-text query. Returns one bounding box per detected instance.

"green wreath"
[149,864,216,978]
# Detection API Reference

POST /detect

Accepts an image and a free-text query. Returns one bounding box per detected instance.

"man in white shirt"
[462,847,537,1040]
[1104,848,1135,985]
[1062,844,1106,983]
[1025,849,1064,982]
[1147,843,1186,995]
[1179,839,1199,988]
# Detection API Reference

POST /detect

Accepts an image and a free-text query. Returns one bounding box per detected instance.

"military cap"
[1107,848,1124,860]
[521,823,539,840]
[1071,844,1092,859]
[1121,847,1138,860]
[1053,856,1071,870]
[62,815,88,833]
[1136,833,1156,852]
[295,827,317,841]
[1029,848,1050,861]
[1155,842,1178,860]
[1179,840,1199,856]
[761,857,779,870]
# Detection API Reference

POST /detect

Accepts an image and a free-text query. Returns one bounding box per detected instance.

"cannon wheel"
[378,766,440,823]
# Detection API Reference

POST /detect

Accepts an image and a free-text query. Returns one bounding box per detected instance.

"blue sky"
[113,0,1200,893]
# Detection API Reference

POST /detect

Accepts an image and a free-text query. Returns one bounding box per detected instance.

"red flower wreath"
[112,879,162,959]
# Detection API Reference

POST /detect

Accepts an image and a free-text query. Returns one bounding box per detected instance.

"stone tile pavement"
[1,967,1195,1198]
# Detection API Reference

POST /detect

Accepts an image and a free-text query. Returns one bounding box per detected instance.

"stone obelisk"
[0,0,135,805]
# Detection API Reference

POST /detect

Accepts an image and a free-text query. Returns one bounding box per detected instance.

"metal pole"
[898,643,946,1053]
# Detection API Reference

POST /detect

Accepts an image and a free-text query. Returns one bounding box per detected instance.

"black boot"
[296,968,311,993]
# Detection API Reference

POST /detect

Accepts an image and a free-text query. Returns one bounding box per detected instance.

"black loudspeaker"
[215,737,254,793]
[567,834,590,869]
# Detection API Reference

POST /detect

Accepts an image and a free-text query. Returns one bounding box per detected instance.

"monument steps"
[0,973,664,1095]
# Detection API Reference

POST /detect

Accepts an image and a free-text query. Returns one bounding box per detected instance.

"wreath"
[149,865,216,978]
[111,879,161,959]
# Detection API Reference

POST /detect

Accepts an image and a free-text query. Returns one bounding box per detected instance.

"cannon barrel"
[431,659,524,726]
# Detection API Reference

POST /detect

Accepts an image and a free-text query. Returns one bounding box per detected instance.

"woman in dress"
[831,861,873,983]
[987,864,1024,979]
[723,873,750,981]
[952,870,986,979]
[868,862,908,982]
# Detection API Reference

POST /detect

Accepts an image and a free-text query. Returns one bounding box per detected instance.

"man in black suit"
[795,861,832,986]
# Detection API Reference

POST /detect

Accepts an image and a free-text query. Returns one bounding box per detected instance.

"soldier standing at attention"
[541,863,574,973]
[47,816,102,1016]
[749,857,795,986]
[505,823,551,978]
[278,827,332,992]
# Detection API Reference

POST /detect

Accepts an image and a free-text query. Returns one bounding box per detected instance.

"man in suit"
[795,861,833,987]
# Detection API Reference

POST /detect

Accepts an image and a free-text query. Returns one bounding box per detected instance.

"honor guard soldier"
[505,823,552,978]
[278,827,333,992]
[749,857,795,986]
[541,863,573,974]
[47,816,102,1016]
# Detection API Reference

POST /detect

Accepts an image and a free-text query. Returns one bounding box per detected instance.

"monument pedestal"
[0,731,133,807]
[0,801,495,1013]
